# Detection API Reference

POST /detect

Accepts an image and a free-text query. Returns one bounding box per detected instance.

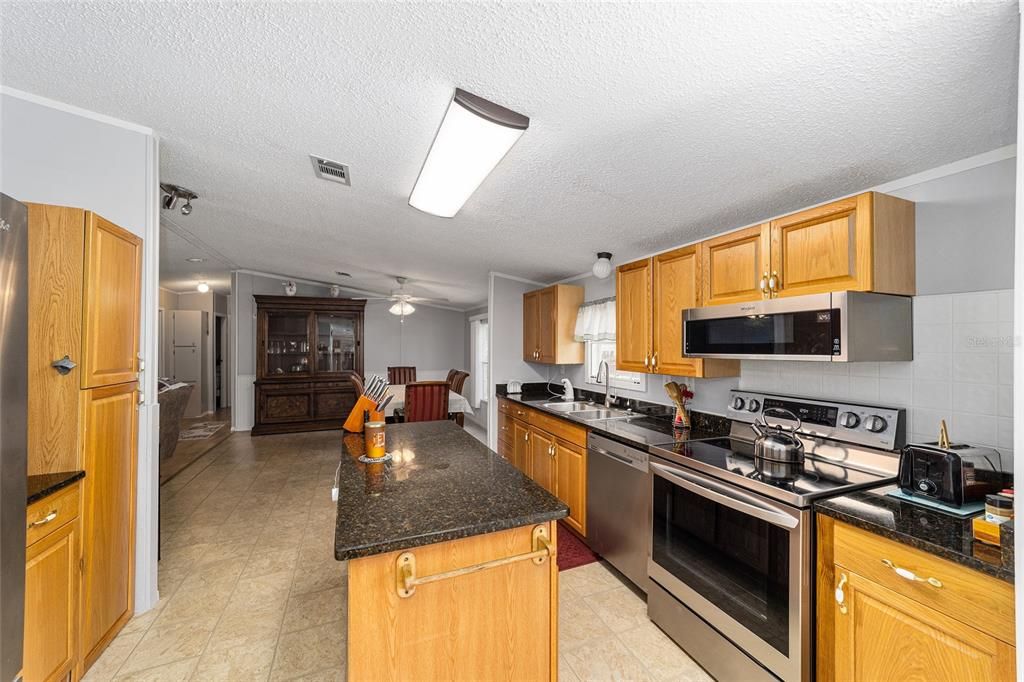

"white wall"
[1,88,161,613]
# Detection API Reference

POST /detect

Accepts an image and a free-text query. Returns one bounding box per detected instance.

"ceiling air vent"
[310,155,351,186]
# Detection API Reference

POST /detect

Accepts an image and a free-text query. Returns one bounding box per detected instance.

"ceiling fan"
[356,277,450,318]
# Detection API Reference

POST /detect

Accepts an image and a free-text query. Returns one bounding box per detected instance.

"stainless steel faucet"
[597,360,613,407]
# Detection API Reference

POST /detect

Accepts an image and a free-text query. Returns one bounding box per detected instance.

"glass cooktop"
[649,437,896,508]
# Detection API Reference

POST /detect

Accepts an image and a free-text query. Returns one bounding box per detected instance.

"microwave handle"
[650,461,799,530]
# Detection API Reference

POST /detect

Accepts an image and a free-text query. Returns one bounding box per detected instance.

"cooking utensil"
[750,407,805,480]
[664,382,685,411]
[377,394,393,414]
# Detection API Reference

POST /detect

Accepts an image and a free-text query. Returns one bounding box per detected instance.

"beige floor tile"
[290,558,345,596]
[207,603,286,654]
[270,623,346,681]
[242,547,300,580]
[560,561,625,597]
[226,569,294,612]
[559,593,615,651]
[118,620,213,675]
[112,657,198,682]
[120,598,168,637]
[562,634,655,682]
[282,585,346,634]
[82,630,145,680]
[559,654,582,682]
[284,668,345,682]
[585,586,650,633]
[193,636,277,681]
[616,620,712,681]
[153,579,233,630]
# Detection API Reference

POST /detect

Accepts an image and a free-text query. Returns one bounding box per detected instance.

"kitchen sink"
[542,401,593,412]
[571,408,632,421]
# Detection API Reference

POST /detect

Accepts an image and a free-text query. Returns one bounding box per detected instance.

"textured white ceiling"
[1,1,1018,306]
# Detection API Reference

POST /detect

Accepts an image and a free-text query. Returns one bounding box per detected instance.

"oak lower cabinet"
[817,516,1015,682]
[522,284,584,364]
[80,383,138,671]
[512,420,532,478]
[616,247,739,378]
[24,484,81,682]
[529,429,556,495]
[554,440,586,536]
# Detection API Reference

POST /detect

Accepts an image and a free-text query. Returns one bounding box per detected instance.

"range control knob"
[731,397,746,411]
[864,415,888,433]
[838,412,861,429]
[747,399,761,412]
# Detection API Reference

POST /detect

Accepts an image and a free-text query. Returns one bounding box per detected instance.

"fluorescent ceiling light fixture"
[196,281,210,293]
[409,88,529,218]
[389,301,415,316]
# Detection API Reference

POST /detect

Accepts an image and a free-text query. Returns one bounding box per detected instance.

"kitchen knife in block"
[343,395,379,433]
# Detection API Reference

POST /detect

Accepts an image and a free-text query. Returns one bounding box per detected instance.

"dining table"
[384,384,474,419]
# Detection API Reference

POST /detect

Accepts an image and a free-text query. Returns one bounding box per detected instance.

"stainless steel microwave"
[683,291,912,362]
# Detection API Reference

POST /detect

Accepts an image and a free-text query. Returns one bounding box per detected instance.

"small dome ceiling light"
[196,281,210,293]
[186,257,205,263]
[592,252,613,279]
[160,183,199,215]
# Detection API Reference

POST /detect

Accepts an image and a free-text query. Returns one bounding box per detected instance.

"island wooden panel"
[348,522,558,682]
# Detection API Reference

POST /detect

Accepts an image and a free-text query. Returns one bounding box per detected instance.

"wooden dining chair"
[351,372,365,398]
[388,366,417,385]
[404,381,450,423]
[445,369,458,385]
[448,371,470,426]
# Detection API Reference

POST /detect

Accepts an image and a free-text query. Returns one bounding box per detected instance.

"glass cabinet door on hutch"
[264,310,311,376]
[315,313,356,373]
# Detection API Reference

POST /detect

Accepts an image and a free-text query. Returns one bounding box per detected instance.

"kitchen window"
[585,339,645,391]
[575,297,644,391]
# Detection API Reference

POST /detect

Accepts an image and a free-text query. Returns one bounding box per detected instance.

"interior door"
[652,246,702,376]
[699,223,771,305]
[522,291,539,361]
[80,213,142,388]
[615,259,652,372]
[536,287,557,363]
[770,195,869,298]
[80,382,138,668]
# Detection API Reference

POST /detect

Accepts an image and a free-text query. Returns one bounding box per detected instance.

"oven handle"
[650,461,799,530]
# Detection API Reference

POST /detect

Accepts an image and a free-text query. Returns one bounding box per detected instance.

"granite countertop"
[27,470,84,505]
[815,486,1014,583]
[334,420,567,561]
[498,388,729,450]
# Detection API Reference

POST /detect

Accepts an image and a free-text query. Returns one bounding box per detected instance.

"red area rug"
[556,520,600,571]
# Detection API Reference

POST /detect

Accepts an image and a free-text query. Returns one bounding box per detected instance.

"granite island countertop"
[334,420,567,561]
[815,486,1014,583]
[27,470,84,504]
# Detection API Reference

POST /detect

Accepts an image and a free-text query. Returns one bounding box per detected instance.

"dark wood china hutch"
[253,295,365,435]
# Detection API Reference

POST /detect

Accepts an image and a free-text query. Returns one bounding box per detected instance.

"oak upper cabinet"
[615,259,652,373]
[818,516,1015,682]
[23,484,81,682]
[699,223,771,305]
[616,249,739,378]
[81,213,143,388]
[80,382,138,670]
[523,284,584,364]
[769,192,915,298]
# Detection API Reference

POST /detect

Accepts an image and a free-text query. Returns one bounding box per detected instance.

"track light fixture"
[160,183,199,216]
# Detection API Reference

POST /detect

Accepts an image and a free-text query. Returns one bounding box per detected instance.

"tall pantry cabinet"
[27,203,142,675]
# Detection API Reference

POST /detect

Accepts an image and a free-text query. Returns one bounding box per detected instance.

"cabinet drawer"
[26,483,80,547]
[833,521,1015,644]
[497,398,513,416]
[508,402,533,422]
[530,411,587,448]
[261,382,312,391]
[497,438,513,461]
[497,412,513,445]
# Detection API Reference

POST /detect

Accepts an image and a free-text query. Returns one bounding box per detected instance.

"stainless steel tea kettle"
[751,408,805,480]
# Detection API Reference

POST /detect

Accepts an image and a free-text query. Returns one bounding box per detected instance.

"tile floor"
[84,429,712,681]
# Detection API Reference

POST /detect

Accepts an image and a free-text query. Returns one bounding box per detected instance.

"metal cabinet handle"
[643,353,650,368]
[651,351,658,371]
[835,573,848,615]
[769,270,779,297]
[28,510,58,529]
[51,355,77,375]
[881,559,943,588]
[760,272,769,296]
[524,432,529,442]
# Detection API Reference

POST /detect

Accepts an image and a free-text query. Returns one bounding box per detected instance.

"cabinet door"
[700,223,770,305]
[833,569,1016,682]
[261,310,313,378]
[24,520,78,682]
[770,195,870,298]
[80,382,137,667]
[27,204,84,475]
[652,246,703,377]
[616,259,652,372]
[81,213,142,388]
[523,291,539,361]
[536,287,557,364]
[314,312,357,374]
[555,439,586,536]
[512,420,531,477]
[529,429,556,495]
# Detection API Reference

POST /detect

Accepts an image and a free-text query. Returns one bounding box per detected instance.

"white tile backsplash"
[738,290,1014,468]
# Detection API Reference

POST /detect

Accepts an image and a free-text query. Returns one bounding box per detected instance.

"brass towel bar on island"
[396,525,553,598]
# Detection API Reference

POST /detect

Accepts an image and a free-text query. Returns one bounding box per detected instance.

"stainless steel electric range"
[646,390,905,682]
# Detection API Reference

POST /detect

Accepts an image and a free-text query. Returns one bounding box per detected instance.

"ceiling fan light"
[389,301,416,316]
[196,281,210,293]
[409,89,529,218]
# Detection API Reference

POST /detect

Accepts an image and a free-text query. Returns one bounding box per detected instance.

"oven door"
[648,457,811,681]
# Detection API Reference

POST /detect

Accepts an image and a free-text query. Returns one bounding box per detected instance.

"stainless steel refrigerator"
[0,194,28,682]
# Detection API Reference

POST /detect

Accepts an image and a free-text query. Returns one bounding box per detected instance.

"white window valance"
[574,298,616,341]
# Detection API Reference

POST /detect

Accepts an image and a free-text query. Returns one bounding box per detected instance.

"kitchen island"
[335,420,568,681]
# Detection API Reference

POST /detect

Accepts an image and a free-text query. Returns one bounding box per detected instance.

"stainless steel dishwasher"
[586,433,650,592]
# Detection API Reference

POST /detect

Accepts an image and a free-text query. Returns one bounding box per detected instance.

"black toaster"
[898,442,1004,507]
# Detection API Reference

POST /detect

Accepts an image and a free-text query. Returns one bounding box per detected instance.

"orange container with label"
[364,421,386,459]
